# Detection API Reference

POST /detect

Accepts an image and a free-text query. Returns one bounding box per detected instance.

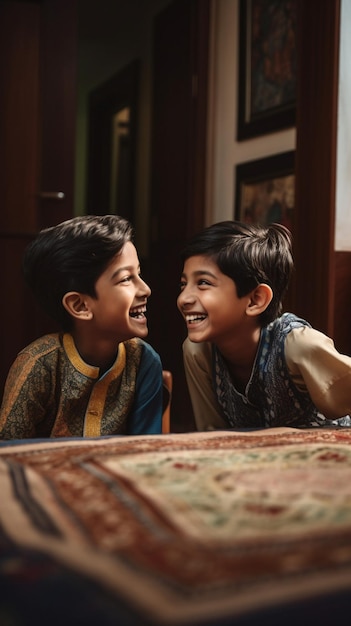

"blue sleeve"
[126,342,163,435]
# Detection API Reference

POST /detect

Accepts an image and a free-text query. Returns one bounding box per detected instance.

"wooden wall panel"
[333,252,351,355]
[149,0,210,432]
[0,237,35,398]
[0,0,76,400]
[38,0,77,229]
[294,0,340,335]
[0,2,40,234]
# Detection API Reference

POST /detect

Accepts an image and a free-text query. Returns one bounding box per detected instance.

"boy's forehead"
[183,254,220,274]
[114,241,138,263]
[105,242,139,272]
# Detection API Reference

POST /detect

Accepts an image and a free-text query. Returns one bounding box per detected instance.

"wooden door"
[86,60,140,222]
[0,0,77,399]
[147,0,210,431]
[294,0,351,355]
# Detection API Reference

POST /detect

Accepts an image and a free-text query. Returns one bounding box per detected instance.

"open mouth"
[129,305,147,319]
[185,314,207,325]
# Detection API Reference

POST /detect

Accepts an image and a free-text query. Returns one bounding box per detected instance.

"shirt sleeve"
[285,326,351,419]
[182,338,228,431]
[126,342,163,435]
[0,352,50,439]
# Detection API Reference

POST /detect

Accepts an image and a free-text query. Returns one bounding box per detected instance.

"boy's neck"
[217,325,261,391]
[225,360,254,394]
[70,330,119,372]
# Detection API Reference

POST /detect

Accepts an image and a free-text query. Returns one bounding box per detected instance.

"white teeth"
[130,306,146,318]
[185,314,206,323]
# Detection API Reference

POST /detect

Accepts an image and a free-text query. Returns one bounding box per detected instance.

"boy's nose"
[139,277,151,297]
[177,287,194,307]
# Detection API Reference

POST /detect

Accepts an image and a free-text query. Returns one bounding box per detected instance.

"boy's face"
[177,255,251,345]
[87,241,151,342]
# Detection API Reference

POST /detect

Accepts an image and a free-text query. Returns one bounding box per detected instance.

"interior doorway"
[86,60,139,222]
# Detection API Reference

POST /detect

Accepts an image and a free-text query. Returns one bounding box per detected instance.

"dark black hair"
[180,220,294,326]
[24,214,133,331]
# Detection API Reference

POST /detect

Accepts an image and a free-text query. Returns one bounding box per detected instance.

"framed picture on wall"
[235,151,295,230]
[237,0,297,140]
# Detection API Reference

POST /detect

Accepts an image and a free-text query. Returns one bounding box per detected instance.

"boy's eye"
[198,278,211,286]
[120,275,132,283]
[179,280,186,291]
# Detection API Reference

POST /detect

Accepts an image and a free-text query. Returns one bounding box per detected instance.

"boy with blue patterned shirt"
[177,221,351,430]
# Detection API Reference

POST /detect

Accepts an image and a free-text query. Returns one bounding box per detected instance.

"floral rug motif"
[1,428,351,624]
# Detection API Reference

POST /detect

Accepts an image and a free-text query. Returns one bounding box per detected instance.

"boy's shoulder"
[18,333,62,359]
[268,312,312,333]
[182,337,212,363]
[124,337,161,363]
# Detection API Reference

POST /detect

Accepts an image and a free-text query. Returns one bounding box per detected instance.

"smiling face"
[177,255,251,346]
[87,241,151,342]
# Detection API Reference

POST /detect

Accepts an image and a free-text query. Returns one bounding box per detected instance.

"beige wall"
[206,0,296,224]
[209,0,351,252]
[336,0,351,251]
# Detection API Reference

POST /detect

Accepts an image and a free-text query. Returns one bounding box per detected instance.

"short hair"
[180,220,294,326]
[24,214,133,331]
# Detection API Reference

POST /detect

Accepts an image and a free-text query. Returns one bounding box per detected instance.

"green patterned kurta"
[0,333,144,438]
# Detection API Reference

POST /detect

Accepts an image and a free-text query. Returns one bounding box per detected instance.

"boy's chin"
[187,331,205,343]
[120,328,148,342]
[133,326,149,338]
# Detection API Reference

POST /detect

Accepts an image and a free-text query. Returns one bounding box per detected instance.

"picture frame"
[237,0,297,140]
[235,151,295,230]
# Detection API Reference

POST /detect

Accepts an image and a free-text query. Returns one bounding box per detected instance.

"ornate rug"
[1,427,351,625]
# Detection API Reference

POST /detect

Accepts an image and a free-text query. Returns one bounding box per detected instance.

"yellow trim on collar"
[63,333,100,379]
[84,343,127,437]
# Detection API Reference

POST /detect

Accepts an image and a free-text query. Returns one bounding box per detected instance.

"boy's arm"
[0,353,49,439]
[126,343,163,435]
[182,338,228,431]
[285,326,351,419]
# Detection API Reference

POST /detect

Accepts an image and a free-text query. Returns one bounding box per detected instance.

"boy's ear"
[62,292,93,321]
[246,283,273,317]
